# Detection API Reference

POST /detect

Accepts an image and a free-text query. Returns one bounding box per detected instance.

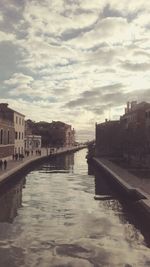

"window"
[8,130,10,144]
[19,132,21,139]
[19,118,21,125]
[22,132,24,139]
[16,116,18,124]
[15,132,18,139]
[0,129,3,144]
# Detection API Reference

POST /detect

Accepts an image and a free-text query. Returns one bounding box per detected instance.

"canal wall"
[92,157,150,220]
[0,146,86,186]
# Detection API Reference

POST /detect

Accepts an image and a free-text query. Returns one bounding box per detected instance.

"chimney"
[127,101,130,113]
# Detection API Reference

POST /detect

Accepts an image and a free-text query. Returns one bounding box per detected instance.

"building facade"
[0,103,25,158]
[95,101,150,166]
[65,125,75,147]
[24,135,41,152]
[120,101,150,162]
[95,120,122,157]
[0,104,15,160]
[145,108,150,129]
[145,108,150,154]
[14,111,25,155]
[120,101,150,129]
[25,120,75,148]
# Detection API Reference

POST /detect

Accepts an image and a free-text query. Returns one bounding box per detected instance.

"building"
[120,101,150,162]
[0,103,25,157]
[120,101,150,129]
[145,108,150,129]
[24,135,41,152]
[95,120,122,157]
[25,119,75,148]
[14,110,25,155]
[95,101,150,165]
[145,108,150,154]
[0,103,15,160]
[65,125,75,147]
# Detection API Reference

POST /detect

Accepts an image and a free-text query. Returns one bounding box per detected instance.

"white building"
[24,135,41,152]
[14,111,25,155]
[65,125,75,147]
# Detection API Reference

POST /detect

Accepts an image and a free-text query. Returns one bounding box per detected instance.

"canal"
[0,149,150,267]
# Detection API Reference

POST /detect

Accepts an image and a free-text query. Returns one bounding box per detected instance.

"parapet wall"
[93,157,150,221]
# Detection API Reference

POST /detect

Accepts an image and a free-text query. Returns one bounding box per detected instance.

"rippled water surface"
[0,149,150,267]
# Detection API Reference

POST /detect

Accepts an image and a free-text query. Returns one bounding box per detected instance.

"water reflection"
[40,153,74,173]
[94,167,115,198]
[0,177,25,223]
[92,162,150,247]
[88,162,95,176]
[0,149,149,267]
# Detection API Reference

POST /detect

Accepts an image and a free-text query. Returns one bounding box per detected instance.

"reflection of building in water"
[88,163,95,176]
[63,153,74,171]
[54,153,74,171]
[94,168,114,197]
[45,153,75,172]
[0,178,25,223]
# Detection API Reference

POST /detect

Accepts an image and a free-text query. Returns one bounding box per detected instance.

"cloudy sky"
[0,0,150,141]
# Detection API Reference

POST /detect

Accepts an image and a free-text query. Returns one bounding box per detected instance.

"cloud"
[0,41,23,80]
[0,31,16,42]
[120,60,150,71]
[1,0,150,141]
[65,83,125,108]
[66,17,134,50]
[0,0,25,36]
[4,73,33,86]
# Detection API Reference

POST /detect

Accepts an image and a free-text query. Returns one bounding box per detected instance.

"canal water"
[0,149,150,267]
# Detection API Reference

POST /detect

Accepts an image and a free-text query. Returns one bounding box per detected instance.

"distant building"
[95,101,150,165]
[25,119,75,148]
[145,108,150,153]
[0,103,15,160]
[24,135,41,152]
[120,101,150,162]
[65,125,75,147]
[145,108,150,129]
[51,121,75,147]
[95,120,122,157]
[120,101,150,129]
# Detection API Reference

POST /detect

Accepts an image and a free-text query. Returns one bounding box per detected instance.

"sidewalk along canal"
[0,146,86,186]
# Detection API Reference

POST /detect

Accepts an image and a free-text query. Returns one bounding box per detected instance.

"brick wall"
[0,145,14,158]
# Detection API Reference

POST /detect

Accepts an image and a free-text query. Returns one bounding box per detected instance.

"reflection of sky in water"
[0,149,149,267]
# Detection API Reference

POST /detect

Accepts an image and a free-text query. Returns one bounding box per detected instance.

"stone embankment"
[0,146,86,186]
[93,157,150,220]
